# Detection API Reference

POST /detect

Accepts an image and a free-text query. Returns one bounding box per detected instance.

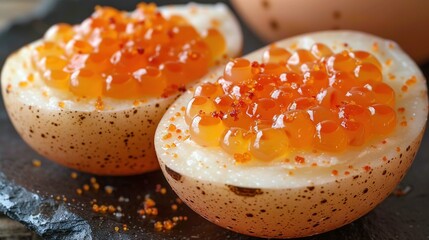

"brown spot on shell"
[165,165,182,181]
[226,185,263,197]
[269,19,279,31]
[261,0,270,8]
[333,10,341,19]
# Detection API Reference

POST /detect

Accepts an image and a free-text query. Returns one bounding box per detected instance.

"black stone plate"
[0,1,428,239]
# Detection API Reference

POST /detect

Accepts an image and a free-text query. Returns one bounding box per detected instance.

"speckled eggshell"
[154,31,428,238]
[0,3,242,176]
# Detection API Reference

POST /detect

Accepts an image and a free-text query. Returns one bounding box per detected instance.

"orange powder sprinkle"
[58,101,65,108]
[5,84,12,93]
[168,124,177,132]
[363,165,371,172]
[211,19,221,28]
[27,73,34,82]
[95,97,104,111]
[397,107,405,113]
[295,156,305,164]
[372,42,379,51]
[234,152,251,163]
[385,59,392,66]
[32,159,42,167]
[400,121,408,127]
[401,85,408,92]
[70,172,78,179]
[406,76,417,86]
[19,81,28,87]
[331,170,339,176]
[162,133,172,140]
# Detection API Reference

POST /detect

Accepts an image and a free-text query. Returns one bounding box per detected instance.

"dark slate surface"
[0,0,428,239]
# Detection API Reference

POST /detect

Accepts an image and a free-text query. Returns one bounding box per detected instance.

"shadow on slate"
[0,0,428,239]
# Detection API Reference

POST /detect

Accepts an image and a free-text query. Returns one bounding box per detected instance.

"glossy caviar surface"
[32,3,226,99]
[185,43,397,162]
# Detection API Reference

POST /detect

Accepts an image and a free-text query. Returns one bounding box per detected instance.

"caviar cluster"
[186,43,397,162]
[32,3,225,99]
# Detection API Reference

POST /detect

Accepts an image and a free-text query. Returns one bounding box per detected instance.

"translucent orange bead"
[354,63,382,83]
[319,87,343,109]
[133,67,166,97]
[69,69,103,97]
[315,120,347,152]
[190,115,225,147]
[182,41,211,80]
[341,120,367,146]
[262,46,291,64]
[96,38,121,55]
[368,104,396,134]
[270,85,300,109]
[223,108,252,130]
[203,28,226,61]
[327,51,357,72]
[279,72,303,85]
[343,86,376,107]
[310,43,333,58]
[352,51,382,70]
[224,58,252,83]
[274,110,315,149]
[44,23,75,44]
[254,74,278,98]
[288,97,317,110]
[261,63,288,76]
[214,94,234,113]
[307,106,337,124]
[287,49,316,72]
[38,56,67,71]
[185,96,216,124]
[372,82,395,107]
[338,104,371,145]
[84,52,111,73]
[329,72,357,91]
[302,69,329,92]
[250,128,289,161]
[194,82,224,99]
[34,42,65,57]
[43,70,70,89]
[162,61,187,86]
[65,39,93,55]
[103,74,143,99]
[169,25,200,45]
[249,98,281,123]
[221,128,251,155]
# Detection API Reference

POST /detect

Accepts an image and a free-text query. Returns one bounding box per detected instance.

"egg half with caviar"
[1,3,242,175]
[155,31,428,238]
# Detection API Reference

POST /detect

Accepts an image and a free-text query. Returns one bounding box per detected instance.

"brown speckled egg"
[154,31,428,238]
[0,3,242,176]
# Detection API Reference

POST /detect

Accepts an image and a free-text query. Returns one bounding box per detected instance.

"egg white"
[155,31,428,238]
[1,3,242,175]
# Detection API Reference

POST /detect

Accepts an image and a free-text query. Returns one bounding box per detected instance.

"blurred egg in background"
[231,0,429,63]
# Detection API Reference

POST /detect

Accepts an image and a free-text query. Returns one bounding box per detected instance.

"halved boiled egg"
[1,3,242,175]
[155,31,428,238]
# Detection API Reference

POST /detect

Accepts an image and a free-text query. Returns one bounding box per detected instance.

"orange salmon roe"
[33,3,226,99]
[185,44,397,162]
